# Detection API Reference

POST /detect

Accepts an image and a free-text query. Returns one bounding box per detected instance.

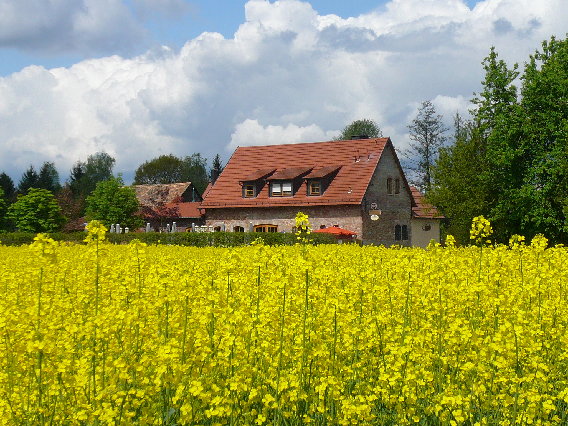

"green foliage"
[0,188,8,231]
[7,188,65,233]
[86,176,142,229]
[0,231,336,246]
[134,153,209,194]
[37,161,61,193]
[429,115,489,244]
[68,152,115,198]
[17,165,39,194]
[431,35,568,244]
[210,154,224,184]
[0,172,16,202]
[337,119,382,140]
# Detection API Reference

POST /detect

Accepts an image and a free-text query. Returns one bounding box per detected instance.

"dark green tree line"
[429,35,568,244]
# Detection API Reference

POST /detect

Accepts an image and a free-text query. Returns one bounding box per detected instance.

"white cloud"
[0,0,566,182]
[229,119,336,149]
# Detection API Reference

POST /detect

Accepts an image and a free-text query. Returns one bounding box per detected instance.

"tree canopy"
[86,176,142,229]
[0,172,16,202]
[0,188,8,231]
[68,152,115,198]
[429,35,568,244]
[134,153,209,194]
[17,165,39,194]
[7,188,65,233]
[337,119,382,140]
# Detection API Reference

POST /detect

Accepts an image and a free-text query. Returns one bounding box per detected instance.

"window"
[271,181,292,196]
[422,224,431,232]
[214,226,222,232]
[233,226,244,232]
[395,178,400,194]
[395,225,408,241]
[243,184,255,198]
[308,180,321,196]
[254,224,278,233]
[387,178,393,195]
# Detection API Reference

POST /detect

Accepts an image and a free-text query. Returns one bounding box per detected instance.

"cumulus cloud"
[0,0,147,54]
[0,0,566,182]
[229,119,337,149]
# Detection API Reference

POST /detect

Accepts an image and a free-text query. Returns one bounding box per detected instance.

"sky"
[0,0,566,184]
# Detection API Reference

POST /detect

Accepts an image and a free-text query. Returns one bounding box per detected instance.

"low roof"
[133,182,194,207]
[410,187,444,219]
[202,138,389,208]
[166,202,203,219]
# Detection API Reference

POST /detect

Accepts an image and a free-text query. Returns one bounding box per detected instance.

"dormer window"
[308,180,321,196]
[243,184,256,198]
[271,181,293,197]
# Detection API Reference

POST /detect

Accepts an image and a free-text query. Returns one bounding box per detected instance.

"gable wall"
[361,144,413,246]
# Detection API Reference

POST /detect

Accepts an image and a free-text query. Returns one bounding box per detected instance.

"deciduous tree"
[86,176,142,229]
[337,119,382,140]
[7,188,65,233]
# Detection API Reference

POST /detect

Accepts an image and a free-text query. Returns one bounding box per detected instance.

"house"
[133,182,204,231]
[200,137,442,246]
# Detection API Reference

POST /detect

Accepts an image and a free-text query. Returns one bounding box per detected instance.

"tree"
[405,101,448,193]
[7,188,65,233]
[430,36,568,244]
[134,154,186,185]
[337,119,382,140]
[0,172,16,202]
[133,153,209,194]
[17,165,40,194]
[0,187,8,231]
[210,154,224,184]
[86,176,142,229]
[68,152,116,198]
[429,115,489,243]
[182,153,209,194]
[37,162,61,193]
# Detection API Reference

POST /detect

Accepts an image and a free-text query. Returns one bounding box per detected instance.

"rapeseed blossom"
[0,224,567,423]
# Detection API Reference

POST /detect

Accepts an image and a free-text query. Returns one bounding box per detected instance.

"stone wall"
[361,144,413,246]
[205,205,363,237]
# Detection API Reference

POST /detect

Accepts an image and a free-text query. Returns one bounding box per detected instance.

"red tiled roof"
[410,187,444,219]
[202,138,389,208]
[241,168,277,182]
[304,165,342,179]
[267,166,313,180]
[165,201,203,218]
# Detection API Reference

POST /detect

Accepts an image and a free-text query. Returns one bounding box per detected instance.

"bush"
[0,231,336,246]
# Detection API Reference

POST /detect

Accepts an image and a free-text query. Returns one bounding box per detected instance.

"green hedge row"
[0,231,337,247]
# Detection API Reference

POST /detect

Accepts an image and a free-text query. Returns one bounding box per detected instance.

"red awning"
[313,226,357,237]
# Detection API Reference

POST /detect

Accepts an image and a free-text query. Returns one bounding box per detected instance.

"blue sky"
[0,0,565,183]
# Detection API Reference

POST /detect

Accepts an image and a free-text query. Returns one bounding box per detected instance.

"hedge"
[0,231,337,247]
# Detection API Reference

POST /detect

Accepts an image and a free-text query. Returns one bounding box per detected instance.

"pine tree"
[18,165,40,194]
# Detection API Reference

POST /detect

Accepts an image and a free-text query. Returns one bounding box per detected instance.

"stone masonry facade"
[206,205,362,236]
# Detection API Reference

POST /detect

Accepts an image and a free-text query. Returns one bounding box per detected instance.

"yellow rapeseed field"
[0,222,567,425]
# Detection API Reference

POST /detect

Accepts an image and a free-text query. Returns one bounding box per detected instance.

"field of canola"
[0,227,568,425]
